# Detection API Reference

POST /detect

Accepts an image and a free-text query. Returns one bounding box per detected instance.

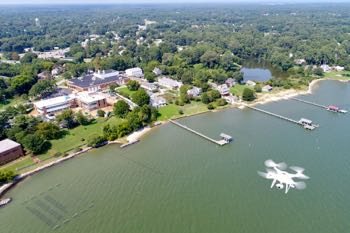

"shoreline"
[0,77,347,199]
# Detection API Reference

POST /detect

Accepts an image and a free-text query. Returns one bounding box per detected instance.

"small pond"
[241,60,288,82]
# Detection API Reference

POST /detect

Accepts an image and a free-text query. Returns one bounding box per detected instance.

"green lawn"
[230,84,251,96]
[0,96,26,110]
[324,70,350,79]
[158,102,208,121]
[116,86,137,97]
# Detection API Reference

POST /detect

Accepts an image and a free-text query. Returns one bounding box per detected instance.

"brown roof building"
[0,139,24,165]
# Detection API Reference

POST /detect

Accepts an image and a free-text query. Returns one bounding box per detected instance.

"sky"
[0,0,349,5]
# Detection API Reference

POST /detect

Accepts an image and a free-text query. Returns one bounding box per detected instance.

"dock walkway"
[244,105,301,125]
[291,98,326,109]
[169,120,229,146]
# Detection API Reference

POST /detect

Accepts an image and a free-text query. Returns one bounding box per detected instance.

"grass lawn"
[116,86,137,97]
[324,70,350,79]
[158,101,208,121]
[0,96,26,110]
[0,156,34,173]
[230,84,251,96]
[43,117,123,157]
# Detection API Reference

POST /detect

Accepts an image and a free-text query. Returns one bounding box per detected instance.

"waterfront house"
[225,78,236,87]
[37,71,52,80]
[246,80,257,87]
[216,84,230,96]
[150,96,167,108]
[141,82,158,92]
[153,67,162,76]
[67,70,127,92]
[158,77,183,90]
[0,139,24,165]
[224,95,239,104]
[34,95,76,116]
[320,64,331,72]
[334,66,344,72]
[187,87,202,97]
[262,85,273,92]
[125,67,143,78]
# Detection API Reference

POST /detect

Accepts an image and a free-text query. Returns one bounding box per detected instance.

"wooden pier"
[244,105,318,130]
[291,98,326,109]
[291,97,347,113]
[169,120,231,146]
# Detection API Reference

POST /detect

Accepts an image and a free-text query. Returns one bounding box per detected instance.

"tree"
[10,75,36,95]
[201,92,211,104]
[36,122,61,140]
[56,109,76,128]
[127,80,140,91]
[209,90,221,100]
[29,80,56,99]
[97,109,105,117]
[242,88,256,101]
[131,89,150,106]
[109,83,118,93]
[22,133,49,154]
[20,53,37,64]
[254,84,262,93]
[113,100,130,118]
[0,170,15,183]
[313,67,324,76]
[87,134,107,148]
[216,98,227,106]
[75,111,90,125]
[200,50,219,68]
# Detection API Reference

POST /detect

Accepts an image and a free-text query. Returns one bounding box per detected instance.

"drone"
[258,159,309,194]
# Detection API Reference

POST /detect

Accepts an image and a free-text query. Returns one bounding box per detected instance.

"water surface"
[0,80,349,233]
[242,60,288,82]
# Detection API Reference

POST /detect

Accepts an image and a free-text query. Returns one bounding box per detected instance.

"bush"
[242,88,256,101]
[87,135,107,148]
[216,98,227,106]
[179,109,184,115]
[254,84,262,93]
[207,103,215,110]
[127,80,140,91]
[0,170,15,183]
[97,109,105,117]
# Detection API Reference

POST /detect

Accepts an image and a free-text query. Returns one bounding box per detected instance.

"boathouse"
[220,133,233,142]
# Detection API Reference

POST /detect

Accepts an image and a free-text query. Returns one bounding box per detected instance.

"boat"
[339,109,348,114]
[326,105,348,114]
[0,198,12,207]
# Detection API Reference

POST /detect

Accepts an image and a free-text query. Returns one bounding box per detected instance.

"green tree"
[0,170,15,183]
[131,89,150,106]
[56,109,77,128]
[127,80,140,91]
[29,80,56,99]
[87,134,107,148]
[201,92,211,104]
[75,111,90,125]
[22,133,49,154]
[242,88,256,101]
[113,100,130,118]
[97,109,105,117]
[36,122,61,140]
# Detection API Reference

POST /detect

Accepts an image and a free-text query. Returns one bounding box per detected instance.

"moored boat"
[0,198,12,207]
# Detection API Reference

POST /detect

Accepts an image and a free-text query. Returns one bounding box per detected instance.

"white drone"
[258,159,310,194]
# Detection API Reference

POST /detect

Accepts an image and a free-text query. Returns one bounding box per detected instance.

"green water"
[1,80,349,233]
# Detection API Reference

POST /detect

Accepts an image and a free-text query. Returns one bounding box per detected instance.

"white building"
[125,67,143,78]
[76,92,108,111]
[150,96,167,108]
[216,84,230,96]
[246,80,257,87]
[295,59,306,65]
[320,64,331,73]
[158,77,183,90]
[224,95,239,104]
[141,82,158,92]
[34,95,75,115]
[187,87,202,97]
[262,85,273,92]
[225,78,236,87]
[153,67,162,76]
[334,66,344,72]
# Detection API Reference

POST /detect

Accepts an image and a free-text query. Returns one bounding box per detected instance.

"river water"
[242,60,288,82]
[0,80,349,233]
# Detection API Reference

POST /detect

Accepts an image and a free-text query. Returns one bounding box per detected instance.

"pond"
[241,60,288,83]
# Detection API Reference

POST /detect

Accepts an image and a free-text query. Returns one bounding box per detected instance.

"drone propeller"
[264,159,287,170]
[257,169,276,179]
[290,166,310,179]
[294,181,307,190]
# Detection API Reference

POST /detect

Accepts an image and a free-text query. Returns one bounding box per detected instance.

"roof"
[69,72,123,89]
[34,95,74,109]
[0,139,21,152]
[76,92,106,104]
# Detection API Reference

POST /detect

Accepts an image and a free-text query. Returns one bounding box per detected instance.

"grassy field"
[0,117,124,173]
[0,96,26,110]
[116,86,137,97]
[230,84,251,96]
[158,101,208,121]
[324,70,350,79]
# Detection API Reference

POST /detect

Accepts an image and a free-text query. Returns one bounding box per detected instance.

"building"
[141,82,158,92]
[125,67,143,78]
[334,66,344,72]
[0,139,24,165]
[75,92,108,111]
[320,64,331,73]
[225,78,236,87]
[34,95,76,115]
[150,96,167,108]
[37,71,52,80]
[246,80,257,87]
[224,95,239,104]
[295,59,306,65]
[216,84,230,96]
[67,70,127,92]
[158,77,183,90]
[187,87,202,97]
[262,85,273,92]
[153,67,162,76]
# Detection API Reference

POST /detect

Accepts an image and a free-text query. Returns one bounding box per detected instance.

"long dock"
[291,98,326,109]
[169,120,230,146]
[244,105,301,125]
